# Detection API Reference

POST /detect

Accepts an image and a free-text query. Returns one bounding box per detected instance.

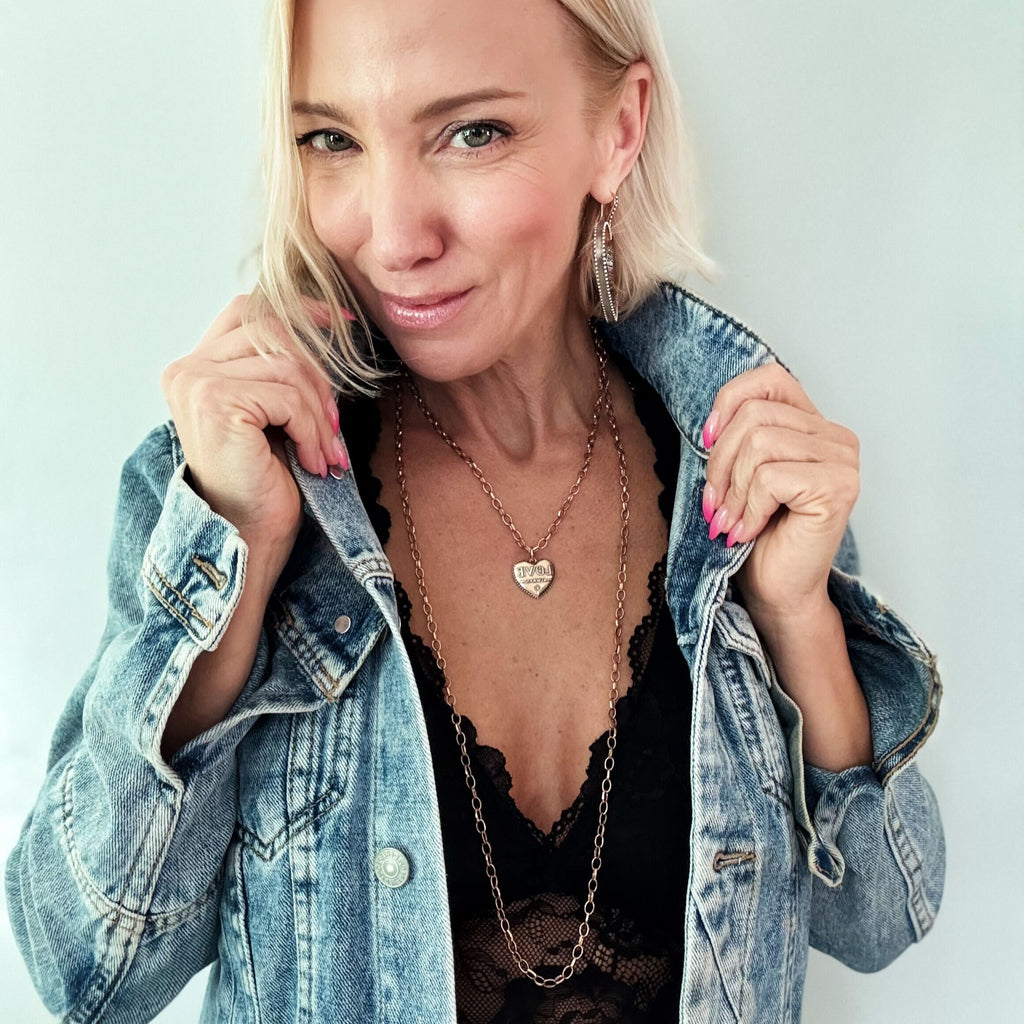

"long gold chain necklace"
[401,329,608,598]
[393,324,631,987]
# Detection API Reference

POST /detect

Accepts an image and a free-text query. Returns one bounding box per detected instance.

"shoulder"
[603,283,794,445]
[617,281,789,373]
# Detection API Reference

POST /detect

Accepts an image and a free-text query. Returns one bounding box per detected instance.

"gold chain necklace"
[393,327,631,988]
[401,328,608,598]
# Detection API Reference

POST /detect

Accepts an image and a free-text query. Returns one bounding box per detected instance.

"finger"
[225,378,335,479]
[723,461,860,547]
[702,362,819,448]
[703,399,854,520]
[167,361,329,480]
[708,426,857,538]
[199,352,343,467]
[194,323,341,446]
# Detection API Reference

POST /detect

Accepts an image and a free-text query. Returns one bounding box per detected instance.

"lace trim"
[394,555,667,849]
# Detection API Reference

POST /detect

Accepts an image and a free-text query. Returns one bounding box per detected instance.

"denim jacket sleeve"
[765,524,946,972]
[4,421,272,1022]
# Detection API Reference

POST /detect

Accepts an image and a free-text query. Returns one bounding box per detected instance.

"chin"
[386,331,508,384]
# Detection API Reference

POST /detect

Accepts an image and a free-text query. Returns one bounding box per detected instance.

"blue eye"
[450,123,505,150]
[296,130,354,154]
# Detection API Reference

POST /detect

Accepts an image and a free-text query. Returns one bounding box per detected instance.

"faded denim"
[5,283,945,1023]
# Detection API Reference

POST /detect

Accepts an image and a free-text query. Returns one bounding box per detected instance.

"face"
[291,0,613,381]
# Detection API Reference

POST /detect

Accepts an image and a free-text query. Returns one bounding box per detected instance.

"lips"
[379,288,472,329]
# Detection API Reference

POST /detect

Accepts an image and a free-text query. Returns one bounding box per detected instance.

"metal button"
[328,463,346,479]
[333,614,352,635]
[374,847,410,888]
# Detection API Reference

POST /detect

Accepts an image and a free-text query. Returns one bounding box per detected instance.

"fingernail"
[702,410,720,448]
[709,506,729,540]
[702,483,716,524]
[726,519,744,547]
[331,437,349,471]
[329,398,340,433]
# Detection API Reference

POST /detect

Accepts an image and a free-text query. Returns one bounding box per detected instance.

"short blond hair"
[245,0,717,395]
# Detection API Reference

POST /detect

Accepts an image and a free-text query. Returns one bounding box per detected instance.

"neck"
[404,303,600,464]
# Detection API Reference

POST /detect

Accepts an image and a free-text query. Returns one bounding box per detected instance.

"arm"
[4,422,275,1021]
[760,525,946,972]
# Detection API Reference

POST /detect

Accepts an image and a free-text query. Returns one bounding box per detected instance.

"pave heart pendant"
[513,559,554,598]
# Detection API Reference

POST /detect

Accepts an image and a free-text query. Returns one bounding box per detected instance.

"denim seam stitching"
[63,758,165,1023]
[714,607,794,807]
[59,759,153,923]
[235,788,344,861]
[877,664,942,786]
[142,576,198,635]
[144,560,214,630]
[272,603,344,699]
[665,281,797,376]
[886,780,937,939]
[141,869,224,935]
[691,895,745,1023]
[232,840,263,1023]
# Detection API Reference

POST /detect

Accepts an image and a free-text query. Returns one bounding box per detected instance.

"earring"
[592,194,620,323]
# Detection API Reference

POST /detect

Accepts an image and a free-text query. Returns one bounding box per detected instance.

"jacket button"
[333,614,352,634]
[374,847,410,888]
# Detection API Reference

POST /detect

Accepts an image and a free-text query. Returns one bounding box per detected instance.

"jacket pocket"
[709,599,793,809]
[234,675,360,861]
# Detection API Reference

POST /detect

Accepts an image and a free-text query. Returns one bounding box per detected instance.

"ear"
[590,61,653,204]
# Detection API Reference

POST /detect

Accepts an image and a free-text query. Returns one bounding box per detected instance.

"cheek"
[454,171,583,265]
[305,177,361,259]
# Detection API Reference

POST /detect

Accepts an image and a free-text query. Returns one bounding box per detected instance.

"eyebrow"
[291,88,527,125]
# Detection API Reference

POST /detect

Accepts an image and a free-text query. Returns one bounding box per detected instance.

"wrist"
[740,585,835,641]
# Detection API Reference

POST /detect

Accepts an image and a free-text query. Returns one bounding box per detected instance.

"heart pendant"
[513,559,554,598]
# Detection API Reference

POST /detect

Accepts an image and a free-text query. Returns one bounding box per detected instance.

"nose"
[364,157,444,273]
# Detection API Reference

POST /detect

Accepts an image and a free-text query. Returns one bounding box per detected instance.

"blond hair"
[244,0,717,395]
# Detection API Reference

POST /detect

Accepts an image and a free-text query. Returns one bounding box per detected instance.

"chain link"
[402,338,607,563]
[394,321,631,987]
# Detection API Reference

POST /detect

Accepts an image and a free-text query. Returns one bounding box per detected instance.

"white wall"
[2,2,1020,1020]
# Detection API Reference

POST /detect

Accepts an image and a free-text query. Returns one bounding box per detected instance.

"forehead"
[291,0,586,115]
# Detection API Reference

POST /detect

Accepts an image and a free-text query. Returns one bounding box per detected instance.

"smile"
[379,289,472,329]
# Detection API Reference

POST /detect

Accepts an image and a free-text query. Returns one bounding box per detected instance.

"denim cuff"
[771,564,942,888]
[140,459,249,650]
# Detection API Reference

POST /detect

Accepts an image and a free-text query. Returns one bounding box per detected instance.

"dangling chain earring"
[592,193,620,323]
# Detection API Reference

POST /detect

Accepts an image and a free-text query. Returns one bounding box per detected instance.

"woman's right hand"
[160,294,348,559]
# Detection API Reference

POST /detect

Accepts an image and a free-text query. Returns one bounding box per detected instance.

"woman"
[5,0,945,1021]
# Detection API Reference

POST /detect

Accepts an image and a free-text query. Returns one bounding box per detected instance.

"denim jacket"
[5,283,945,1023]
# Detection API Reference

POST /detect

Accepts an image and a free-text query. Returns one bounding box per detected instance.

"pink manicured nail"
[331,437,349,470]
[328,398,340,433]
[709,506,729,540]
[340,307,356,322]
[702,484,716,524]
[726,519,745,547]
[702,410,720,448]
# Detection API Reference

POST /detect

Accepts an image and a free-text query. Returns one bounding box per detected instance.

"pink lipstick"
[379,288,471,329]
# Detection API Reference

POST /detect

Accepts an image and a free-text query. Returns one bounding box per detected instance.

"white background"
[2,1,1021,1020]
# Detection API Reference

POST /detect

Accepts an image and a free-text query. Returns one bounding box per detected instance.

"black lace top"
[342,351,692,1023]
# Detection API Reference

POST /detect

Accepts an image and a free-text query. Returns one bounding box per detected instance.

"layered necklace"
[401,330,609,599]
[393,321,631,987]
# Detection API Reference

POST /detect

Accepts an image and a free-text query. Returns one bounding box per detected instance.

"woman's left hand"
[700,361,861,622]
